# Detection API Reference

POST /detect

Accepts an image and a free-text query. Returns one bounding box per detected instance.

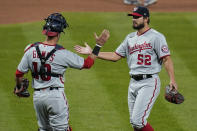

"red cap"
[128,6,150,17]
[42,29,59,36]
[128,12,143,17]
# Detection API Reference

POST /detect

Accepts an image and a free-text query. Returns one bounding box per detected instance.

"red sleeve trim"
[82,56,94,69]
[15,69,25,77]
[59,48,65,50]
[115,52,125,58]
[160,54,170,59]
[24,44,34,53]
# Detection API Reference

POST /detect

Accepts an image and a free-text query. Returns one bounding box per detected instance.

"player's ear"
[147,17,150,24]
[144,17,150,24]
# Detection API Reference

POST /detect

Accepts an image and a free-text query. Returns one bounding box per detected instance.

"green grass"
[0,12,197,131]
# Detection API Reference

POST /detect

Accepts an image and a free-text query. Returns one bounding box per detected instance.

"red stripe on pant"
[138,78,157,131]
[62,92,69,121]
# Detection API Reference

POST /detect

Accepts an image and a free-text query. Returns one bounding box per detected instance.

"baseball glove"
[14,78,30,97]
[165,85,184,104]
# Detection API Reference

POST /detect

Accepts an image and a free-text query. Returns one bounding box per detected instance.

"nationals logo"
[161,45,169,53]
[128,41,152,54]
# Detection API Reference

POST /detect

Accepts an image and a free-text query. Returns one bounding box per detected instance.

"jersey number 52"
[137,54,151,65]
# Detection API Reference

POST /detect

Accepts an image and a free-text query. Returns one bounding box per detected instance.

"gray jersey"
[116,28,170,75]
[17,42,84,89]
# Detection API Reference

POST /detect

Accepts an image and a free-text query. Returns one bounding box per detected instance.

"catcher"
[14,12,109,131]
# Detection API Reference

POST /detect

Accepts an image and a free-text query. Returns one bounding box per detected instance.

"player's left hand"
[14,78,30,97]
[169,81,178,91]
[165,85,184,104]
[74,42,92,55]
[94,29,110,46]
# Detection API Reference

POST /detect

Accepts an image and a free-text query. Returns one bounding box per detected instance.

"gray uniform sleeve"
[17,51,29,73]
[153,34,170,59]
[58,50,84,69]
[115,35,129,57]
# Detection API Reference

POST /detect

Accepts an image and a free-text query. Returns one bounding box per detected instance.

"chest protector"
[32,42,63,78]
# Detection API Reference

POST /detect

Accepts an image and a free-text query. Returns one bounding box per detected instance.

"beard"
[133,22,145,30]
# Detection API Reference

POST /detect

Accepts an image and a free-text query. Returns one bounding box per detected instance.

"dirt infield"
[0,0,197,24]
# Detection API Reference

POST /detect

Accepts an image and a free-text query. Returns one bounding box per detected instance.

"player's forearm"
[88,53,97,60]
[15,76,23,87]
[98,52,121,62]
[15,69,24,87]
[163,56,176,82]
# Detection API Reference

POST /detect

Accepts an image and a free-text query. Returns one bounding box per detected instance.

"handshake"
[74,29,110,56]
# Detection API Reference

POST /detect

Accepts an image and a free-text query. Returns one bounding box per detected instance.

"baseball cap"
[128,6,150,17]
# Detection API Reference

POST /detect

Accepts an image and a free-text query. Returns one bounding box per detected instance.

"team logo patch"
[161,45,169,53]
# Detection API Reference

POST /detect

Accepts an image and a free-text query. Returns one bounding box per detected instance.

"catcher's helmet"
[42,13,69,36]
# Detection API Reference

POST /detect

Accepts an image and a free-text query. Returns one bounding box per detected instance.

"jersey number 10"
[33,62,51,81]
[137,54,151,65]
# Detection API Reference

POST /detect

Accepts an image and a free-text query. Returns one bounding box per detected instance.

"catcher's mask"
[42,13,69,36]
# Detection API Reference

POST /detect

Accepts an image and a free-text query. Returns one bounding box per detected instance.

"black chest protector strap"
[35,45,56,65]
[32,43,62,78]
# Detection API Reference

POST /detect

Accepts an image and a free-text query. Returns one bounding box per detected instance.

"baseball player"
[14,13,109,131]
[74,6,178,131]
[123,0,157,7]
[123,0,141,5]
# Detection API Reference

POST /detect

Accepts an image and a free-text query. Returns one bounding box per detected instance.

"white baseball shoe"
[144,0,157,7]
[123,0,141,5]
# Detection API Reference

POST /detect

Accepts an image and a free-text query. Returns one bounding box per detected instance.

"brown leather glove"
[14,78,30,97]
[165,85,184,104]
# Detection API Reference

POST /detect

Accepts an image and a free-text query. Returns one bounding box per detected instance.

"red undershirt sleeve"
[15,69,25,77]
[82,56,94,69]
